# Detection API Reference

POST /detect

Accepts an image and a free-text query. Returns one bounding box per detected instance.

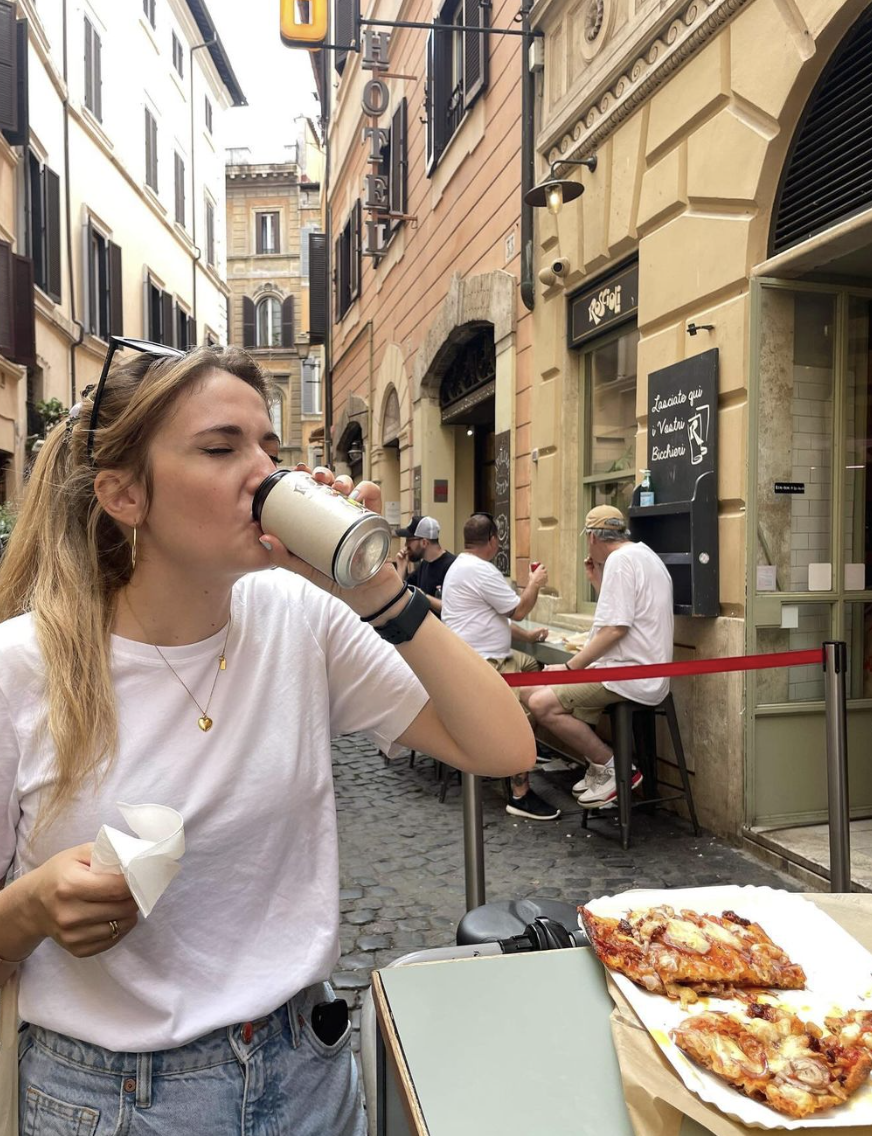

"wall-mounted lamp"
[524,155,598,214]
[466,427,474,437]
[686,322,715,337]
[347,446,364,464]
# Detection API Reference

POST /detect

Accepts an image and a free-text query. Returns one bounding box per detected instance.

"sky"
[207,0,321,160]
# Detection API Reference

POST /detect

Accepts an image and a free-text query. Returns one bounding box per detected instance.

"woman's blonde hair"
[0,345,272,832]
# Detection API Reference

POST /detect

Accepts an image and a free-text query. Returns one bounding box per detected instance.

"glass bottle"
[639,469,655,507]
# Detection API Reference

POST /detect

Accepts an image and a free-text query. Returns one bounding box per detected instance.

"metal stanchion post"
[823,641,851,893]
[461,772,485,911]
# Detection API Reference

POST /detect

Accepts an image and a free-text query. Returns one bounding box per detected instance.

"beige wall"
[226,162,323,465]
[530,0,868,834]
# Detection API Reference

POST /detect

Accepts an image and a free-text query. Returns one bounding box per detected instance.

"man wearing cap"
[524,505,673,810]
[441,513,559,822]
[394,516,456,616]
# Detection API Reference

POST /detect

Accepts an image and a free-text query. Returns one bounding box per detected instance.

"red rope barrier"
[501,647,824,687]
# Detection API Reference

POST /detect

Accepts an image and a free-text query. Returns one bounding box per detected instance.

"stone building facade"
[0,0,244,502]
[225,133,324,467]
[530,0,872,855]
[326,0,532,557]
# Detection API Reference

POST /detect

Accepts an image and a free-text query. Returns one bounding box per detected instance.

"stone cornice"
[544,0,752,169]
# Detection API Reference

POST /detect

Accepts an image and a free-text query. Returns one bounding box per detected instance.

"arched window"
[256,297,281,347]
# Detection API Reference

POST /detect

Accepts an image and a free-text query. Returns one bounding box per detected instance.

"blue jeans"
[18,981,366,1136]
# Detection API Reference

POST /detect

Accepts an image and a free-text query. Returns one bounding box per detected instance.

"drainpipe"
[321,50,334,466]
[61,0,85,401]
[190,37,217,332]
[519,0,535,312]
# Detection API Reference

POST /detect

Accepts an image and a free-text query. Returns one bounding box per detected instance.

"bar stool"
[581,692,699,850]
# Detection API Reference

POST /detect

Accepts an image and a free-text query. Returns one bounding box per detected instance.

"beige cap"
[583,505,627,533]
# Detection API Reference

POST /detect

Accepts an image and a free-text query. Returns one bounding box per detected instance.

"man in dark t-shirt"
[395,516,456,618]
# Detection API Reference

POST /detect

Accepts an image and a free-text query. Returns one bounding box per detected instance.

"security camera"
[551,258,569,277]
[538,266,556,288]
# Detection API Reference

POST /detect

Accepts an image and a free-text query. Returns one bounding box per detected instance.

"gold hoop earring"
[131,526,138,573]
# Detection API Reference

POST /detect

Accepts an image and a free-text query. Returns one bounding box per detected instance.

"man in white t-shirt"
[524,505,673,810]
[442,513,560,821]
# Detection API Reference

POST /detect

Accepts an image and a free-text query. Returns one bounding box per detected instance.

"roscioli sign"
[361,31,392,259]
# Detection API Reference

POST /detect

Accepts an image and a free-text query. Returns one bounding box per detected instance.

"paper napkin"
[90,802,185,917]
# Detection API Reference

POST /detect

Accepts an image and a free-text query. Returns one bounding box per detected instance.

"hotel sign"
[568,261,639,348]
[360,31,392,260]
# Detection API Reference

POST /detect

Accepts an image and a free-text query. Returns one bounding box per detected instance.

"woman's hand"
[258,465,406,619]
[23,844,140,959]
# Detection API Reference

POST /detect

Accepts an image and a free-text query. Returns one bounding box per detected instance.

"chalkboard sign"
[647,349,718,505]
[493,429,511,576]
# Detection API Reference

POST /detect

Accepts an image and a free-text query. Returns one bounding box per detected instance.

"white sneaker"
[572,767,594,795]
[576,765,643,808]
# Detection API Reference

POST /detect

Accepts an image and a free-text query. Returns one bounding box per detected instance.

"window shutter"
[84,19,92,113]
[94,28,102,121]
[161,290,174,347]
[425,30,435,175]
[45,166,61,301]
[255,215,264,255]
[462,0,488,108]
[0,240,13,356]
[108,240,122,336]
[29,153,44,289]
[390,98,407,220]
[333,234,342,321]
[308,231,328,345]
[174,153,185,225]
[12,252,35,367]
[4,17,27,147]
[281,296,294,348]
[334,0,358,76]
[186,315,196,348]
[0,1,17,136]
[350,201,361,301]
[242,296,255,347]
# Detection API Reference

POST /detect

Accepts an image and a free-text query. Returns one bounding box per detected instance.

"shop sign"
[493,430,511,576]
[568,261,638,348]
[774,482,805,494]
[647,349,718,505]
[360,31,392,260]
[433,479,449,503]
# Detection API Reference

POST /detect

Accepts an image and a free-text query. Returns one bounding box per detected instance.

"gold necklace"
[126,600,233,732]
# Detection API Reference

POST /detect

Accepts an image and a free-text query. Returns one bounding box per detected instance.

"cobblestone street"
[331,734,799,1042]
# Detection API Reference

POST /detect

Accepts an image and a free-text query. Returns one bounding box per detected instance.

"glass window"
[756,289,835,592]
[583,325,639,504]
[270,394,283,444]
[258,212,280,254]
[143,0,156,28]
[172,32,184,78]
[845,298,872,591]
[302,358,321,415]
[845,600,872,700]
[756,603,832,704]
[256,297,281,348]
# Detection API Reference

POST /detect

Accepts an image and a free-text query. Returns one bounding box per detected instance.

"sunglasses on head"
[84,336,186,463]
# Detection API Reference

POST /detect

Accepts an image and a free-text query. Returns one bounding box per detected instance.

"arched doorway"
[439,330,497,519]
[380,386,402,544]
[747,4,872,843]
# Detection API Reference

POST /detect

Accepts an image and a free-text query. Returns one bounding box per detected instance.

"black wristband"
[374,586,431,645]
[360,582,409,623]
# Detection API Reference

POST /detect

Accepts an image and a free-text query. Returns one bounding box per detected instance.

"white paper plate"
[585,885,872,1130]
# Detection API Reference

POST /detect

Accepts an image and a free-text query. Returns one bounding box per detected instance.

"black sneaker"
[506,789,561,821]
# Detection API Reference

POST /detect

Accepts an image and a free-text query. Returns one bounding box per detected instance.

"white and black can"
[252,469,392,588]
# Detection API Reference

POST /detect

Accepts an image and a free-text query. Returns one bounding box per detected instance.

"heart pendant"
[198,716,213,732]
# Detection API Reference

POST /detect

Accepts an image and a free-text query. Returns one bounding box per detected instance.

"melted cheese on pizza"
[578,905,806,1001]
[671,1003,872,1119]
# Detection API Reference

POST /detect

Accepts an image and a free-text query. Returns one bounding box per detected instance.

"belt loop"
[287,995,301,1050]
[136,1051,153,1109]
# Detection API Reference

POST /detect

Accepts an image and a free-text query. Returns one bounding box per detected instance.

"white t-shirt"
[0,571,427,1052]
[587,542,674,705]
[441,553,518,659]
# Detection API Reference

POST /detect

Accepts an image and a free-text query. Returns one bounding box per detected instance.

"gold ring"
[109,919,120,940]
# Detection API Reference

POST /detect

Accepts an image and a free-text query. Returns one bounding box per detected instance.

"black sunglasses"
[85,336,185,463]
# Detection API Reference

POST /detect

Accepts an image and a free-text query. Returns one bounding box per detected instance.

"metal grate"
[772,8,872,254]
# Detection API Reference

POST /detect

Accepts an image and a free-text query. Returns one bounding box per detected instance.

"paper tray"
[585,886,872,1130]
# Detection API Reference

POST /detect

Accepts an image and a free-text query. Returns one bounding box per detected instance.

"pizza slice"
[825,1009,872,1053]
[579,904,806,1003]
[671,1002,872,1119]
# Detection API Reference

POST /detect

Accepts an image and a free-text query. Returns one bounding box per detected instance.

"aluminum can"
[252,470,391,588]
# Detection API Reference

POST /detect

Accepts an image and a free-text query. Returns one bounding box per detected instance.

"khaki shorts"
[486,651,541,721]
[554,680,623,724]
